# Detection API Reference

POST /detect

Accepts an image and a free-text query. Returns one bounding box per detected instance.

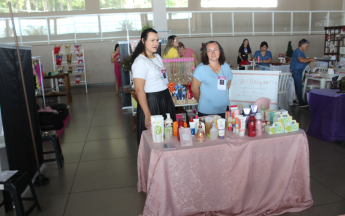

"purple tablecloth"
[307,88,345,142]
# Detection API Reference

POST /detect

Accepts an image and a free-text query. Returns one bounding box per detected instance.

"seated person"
[253,41,272,70]
[177,42,199,67]
[163,35,179,59]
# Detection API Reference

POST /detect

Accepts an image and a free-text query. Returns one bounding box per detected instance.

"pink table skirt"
[137,130,313,216]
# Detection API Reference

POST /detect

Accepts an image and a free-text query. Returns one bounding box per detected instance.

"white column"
[152,0,168,39]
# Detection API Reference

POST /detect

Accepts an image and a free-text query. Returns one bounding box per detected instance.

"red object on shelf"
[177,118,184,141]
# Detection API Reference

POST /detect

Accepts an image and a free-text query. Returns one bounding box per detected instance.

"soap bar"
[265,122,285,134]
[284,120,299,132]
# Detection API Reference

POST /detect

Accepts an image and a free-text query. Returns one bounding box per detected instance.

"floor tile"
[42,141,85,164]
[90,114,131,127]
[35,163,79,197]
[59,127,89,143]
[71,157,137,193]
[29,194,69,216]
[310,178,344,206]
[65,187,145,216]
[86,124,133,141]
[65,117,92,129]
[81,138,138,162]
[283,201,345,216]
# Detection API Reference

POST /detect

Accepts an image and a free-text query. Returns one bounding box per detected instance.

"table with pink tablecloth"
[137,130,313,216]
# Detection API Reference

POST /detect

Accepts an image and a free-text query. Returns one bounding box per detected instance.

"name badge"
[161,69,168,84]
[217,76,227,90]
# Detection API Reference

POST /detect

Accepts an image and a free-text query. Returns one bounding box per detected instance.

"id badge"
[217,76,227,90]
[161,69,168,84]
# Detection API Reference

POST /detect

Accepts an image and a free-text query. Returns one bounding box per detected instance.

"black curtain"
[0,44,43,178]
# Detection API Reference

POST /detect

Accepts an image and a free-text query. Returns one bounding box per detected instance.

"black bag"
[38,112,64,131]
[50,104,69,120]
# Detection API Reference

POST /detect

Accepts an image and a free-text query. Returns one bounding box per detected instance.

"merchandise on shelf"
[54,45,61,55]
[67,54,72,65]
[56,55,62,65]
[76,54,84,64]
[68,66,73,74]
[174,85,186,105]
[65,45,70,53]
[162,57,195,85]
[75,75,81,85]
[273,113,293,125]
[78,66,84,73]
[74,45,82,53]
[58,78,64,86]
[57,66,64,72]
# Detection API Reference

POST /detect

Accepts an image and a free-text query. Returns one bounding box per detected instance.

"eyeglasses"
[207,48,219,53]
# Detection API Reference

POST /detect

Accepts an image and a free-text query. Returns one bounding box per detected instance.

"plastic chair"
[278,72,292,109]
[255,97,271,109]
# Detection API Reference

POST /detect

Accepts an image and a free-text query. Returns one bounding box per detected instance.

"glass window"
[166,0,188,8]
[100,0,152,9]
[0,20,6,38]
[201,0,277,7]
[0,0,85,13]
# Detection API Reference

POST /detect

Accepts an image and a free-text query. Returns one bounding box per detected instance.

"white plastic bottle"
[210,122,218,140]
[255,113,262,136]
[164,113,173,127]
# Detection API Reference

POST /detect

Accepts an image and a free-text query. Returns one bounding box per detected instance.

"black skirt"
[137,88,176,144]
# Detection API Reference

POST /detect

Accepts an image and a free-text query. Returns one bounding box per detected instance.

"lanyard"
[143,54,165,71]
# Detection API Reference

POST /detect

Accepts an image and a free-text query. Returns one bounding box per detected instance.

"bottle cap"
[195,115,198,119]
[190,117,193,122]
[255,113,262,119]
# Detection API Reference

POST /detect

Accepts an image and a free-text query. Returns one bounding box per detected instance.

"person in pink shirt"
[177,42,199,67]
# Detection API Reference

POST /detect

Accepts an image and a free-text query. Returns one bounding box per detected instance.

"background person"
[177,42,199,67]
[163,35,179,58]
[290,39,315,107]
[237,38,252,66]
[132,28,176,144]
[191,41,233,119]
[253,41,272,70]
[111,43,121,95]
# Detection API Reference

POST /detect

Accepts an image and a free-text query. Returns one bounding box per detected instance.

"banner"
[229,70,280,110]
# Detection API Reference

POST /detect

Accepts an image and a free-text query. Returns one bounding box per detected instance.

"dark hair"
[260,41,268,48]
[131,28,158,64]
[114,44,119,51]
[298,39,309,47]
[163,35,177,56]
[201,41,226,65]
[178,42,185,48]
[240,38,251,51]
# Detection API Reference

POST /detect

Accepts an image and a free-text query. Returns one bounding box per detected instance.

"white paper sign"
[229,70,279,110]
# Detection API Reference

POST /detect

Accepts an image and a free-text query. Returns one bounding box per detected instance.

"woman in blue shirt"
[253,41,272,70]
[290,39,315,107]
[191,41,233,118]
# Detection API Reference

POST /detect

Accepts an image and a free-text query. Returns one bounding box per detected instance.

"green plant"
[141,23,154,33]
[286,41,293,58]
[119,55,132,72]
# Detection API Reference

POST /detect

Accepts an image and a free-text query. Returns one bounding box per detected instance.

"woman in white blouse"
[132,28,176,144]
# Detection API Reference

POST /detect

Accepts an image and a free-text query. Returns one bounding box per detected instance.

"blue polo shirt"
[253,50,272,67]
[290,48,307,70]
[193,63,233,114]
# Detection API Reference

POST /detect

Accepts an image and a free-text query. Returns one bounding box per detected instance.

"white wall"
[31,34,323,85]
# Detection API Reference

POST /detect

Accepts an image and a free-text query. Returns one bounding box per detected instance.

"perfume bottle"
[196,122,206,143]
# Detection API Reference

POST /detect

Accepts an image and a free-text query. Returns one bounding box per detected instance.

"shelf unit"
[52,49,88,93]
[324,26,345,67]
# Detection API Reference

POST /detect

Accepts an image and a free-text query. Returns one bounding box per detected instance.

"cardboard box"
[273,113,292,125]
[265,122,285,134]
[284,120,299,132]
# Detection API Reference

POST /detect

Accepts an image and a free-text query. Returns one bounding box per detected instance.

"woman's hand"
[145,114,151,130]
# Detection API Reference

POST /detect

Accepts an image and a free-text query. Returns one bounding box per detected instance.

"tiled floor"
[1,84,345,216]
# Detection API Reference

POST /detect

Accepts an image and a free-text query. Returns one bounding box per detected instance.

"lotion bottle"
[255,113,262,136]
[210,122,218,140]
[164,113,173,127]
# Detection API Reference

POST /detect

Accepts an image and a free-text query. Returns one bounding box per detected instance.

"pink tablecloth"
[137,129,313,216]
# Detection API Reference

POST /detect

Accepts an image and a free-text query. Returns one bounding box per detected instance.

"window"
[100,0,152,9]
[0,20,6,37]
[166,0,188,8]
[201,0,277,7]
[0,0,85,13]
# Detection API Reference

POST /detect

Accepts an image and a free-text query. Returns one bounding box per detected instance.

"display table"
[36,73,72,104]
[271,64,290,72]
[307,89,345,142]
[137,129,313,216]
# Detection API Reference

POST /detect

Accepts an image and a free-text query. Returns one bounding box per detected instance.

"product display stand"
[52,49,88,93]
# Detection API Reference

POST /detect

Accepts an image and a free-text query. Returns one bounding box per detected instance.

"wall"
[31,34,324,85]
